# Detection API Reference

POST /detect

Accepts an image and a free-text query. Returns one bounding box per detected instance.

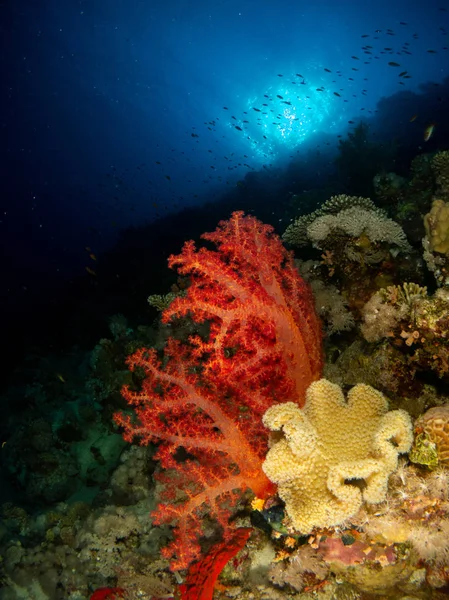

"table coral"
[262,379,413,533]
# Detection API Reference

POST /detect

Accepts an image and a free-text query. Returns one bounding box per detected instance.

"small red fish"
[90,587,126,600]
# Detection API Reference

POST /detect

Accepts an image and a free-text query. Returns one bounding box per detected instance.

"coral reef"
[424,199,449,255]
[262,379,413,533]
[432,150,449,197]
[114,211,323,570]
[307,205,411,253]
[361,284,449,380]
[414,405,449,467]
[283,194,383,248]
[372,171,407,205]
[283,194,415,316]
[423,198,449,286]
[4,159,449,599]
[295,259,355,336]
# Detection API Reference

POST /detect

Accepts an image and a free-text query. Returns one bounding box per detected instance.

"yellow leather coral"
[424,199,449,255]
[262,379,413,533]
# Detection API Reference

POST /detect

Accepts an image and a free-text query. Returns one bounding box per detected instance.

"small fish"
[333,92,341,97]
[410,114,418,122]
[324,68,332,72]
[276,94,283,99]
[277,73,283,76]
[235,125,243,131]
[399,71,407,76]
[351,55,359,60]
[56,373,66,383]
[424,123,436,141]
[388,61,400,67]
[427,49,437,53]
[85,266,97,276]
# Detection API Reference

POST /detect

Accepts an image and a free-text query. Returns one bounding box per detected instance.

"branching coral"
[262,379,413,533]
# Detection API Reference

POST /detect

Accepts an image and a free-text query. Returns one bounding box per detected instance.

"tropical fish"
[424,123,436,141]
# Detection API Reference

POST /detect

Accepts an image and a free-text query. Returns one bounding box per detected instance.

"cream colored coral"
[283,195,381,247]
[424,199,449,255]
[262,379,413,533]
[307,207,411,251]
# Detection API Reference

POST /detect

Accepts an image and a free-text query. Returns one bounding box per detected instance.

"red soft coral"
[164,211,322,404]
[114,212,322,571]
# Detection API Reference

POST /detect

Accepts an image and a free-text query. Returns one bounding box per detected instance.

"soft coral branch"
[114,212,322,571]
[165,212,322,403]
[115,340,272,569]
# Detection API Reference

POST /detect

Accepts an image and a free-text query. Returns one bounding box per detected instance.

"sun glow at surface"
[229,75,335,159]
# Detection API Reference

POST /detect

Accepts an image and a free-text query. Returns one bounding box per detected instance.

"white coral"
[307,207,411,251]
